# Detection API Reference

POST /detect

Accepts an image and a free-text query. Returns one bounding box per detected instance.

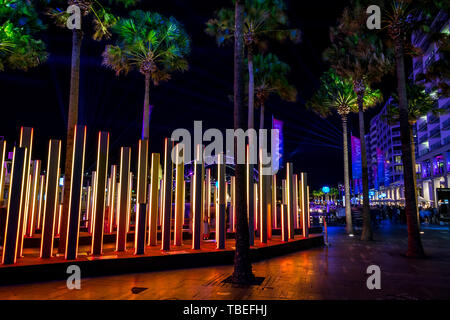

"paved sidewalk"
[1,223,449,300]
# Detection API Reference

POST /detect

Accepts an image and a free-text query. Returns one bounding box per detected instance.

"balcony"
[419,148,430,157]
[418,122,428,132]
[418,134,428,144]
[443,135,450,146]
[429,127,441,138]
[442,118,450,130]
[429,114,440,124]
[430,141,442,151]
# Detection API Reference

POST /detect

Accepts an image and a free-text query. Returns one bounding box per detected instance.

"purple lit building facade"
[413,11,450,207]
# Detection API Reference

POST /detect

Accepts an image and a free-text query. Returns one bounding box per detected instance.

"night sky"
[0,0,389,190]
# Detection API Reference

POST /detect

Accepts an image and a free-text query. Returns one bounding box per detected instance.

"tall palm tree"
[383,0,430,257]
[324,1,392,241]
[0,0,47,71]
[102,10,191,139]
[250,53,297,129]
[48,0,139,254]
[232,0,255,285]
[206,0,300,130]
[306,69,382,235]
[384,82,440,223]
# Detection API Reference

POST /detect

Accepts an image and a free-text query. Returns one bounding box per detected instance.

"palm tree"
[232,0,255,285]
[251,53,297,129]
[102,10,190,140]
[384,82,440,222]
[0,0,47,71]
[383,0,431,257]
[206,0,300,130]
[324,1,392,241]
[47,0,139,254]
[307,69,382,235]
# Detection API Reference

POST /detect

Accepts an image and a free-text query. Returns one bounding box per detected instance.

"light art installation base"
[0,231,323,286]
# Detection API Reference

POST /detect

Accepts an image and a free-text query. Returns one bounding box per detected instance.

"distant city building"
[365,100,407,203]
[413,11,450,207]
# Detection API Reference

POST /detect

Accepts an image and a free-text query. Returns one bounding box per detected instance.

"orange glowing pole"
[26,160,41,237]
[134,203,147,255]
[89,171,96,234]
[286,163,294,239]
[65,125,87,260]
[0,141,6,206]
[174,145,184,246]
[230,176,236,233]
[272,175,277,229]
[216,153,226,249]
[91,132,109,255]
[293,174,299,230]
[205,169,211,224]
[307,185,311,229]
[254,182,258,232]
[281,179,288,242]
[57,204,63,235]
[85,186,91,229]
[116,147,131,252]
[2,147,27,264]
[246,145,255,246]
[40,140,61,259]
[18,127,33,258]
[137,140,148,204]
[300,172,309,238]
[192,145,203,250]
[148,153,160,246]
[161,139,173,251]
[36,175,45,230]
[267,174,272,240]
[127,173,133,233]
[258,150,268,244]
[108,165,117,233]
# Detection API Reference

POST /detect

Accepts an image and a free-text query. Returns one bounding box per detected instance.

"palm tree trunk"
[356,82,372,241]
[59,29,82,254]
[248,49,254,130]
[409,124,420,228]
[342,115,353,235]
[142,72,151,140]
[259,103,265,130]
[395,39,425,257]
[232,0,254,284]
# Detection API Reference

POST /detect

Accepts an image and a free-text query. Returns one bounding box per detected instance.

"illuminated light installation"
[91,132,109,255]
[216,153,226,249]
[85,186,91,229]
[205,169,211,224]
[300,172,309,238]
[148,153,160,246]
[286,163,294,239]
[246,145,255,246]
[259,150,268,244]
[192,145,202,250]
[40,140,61,259]
[137,140,148,204]
[230,176,236,232]
[116,147,131,252]
[25,161,40,236]
[293,174,299,230]
[267,175,273,240]
[174,144,185,246]
[134,203,147,255]
[18,127,33,258]
[108,165,117,233]
[272,174,277,229]
[2,147,27,264]
[307,185,311,229]
[281,179,288,242]
[253,182,261,231]
[89,171,96,234]
[127,173,133,233]
[65,125,87,260]
[36,175,45,230]
[0,141,6,206]
[161,138,174,251]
